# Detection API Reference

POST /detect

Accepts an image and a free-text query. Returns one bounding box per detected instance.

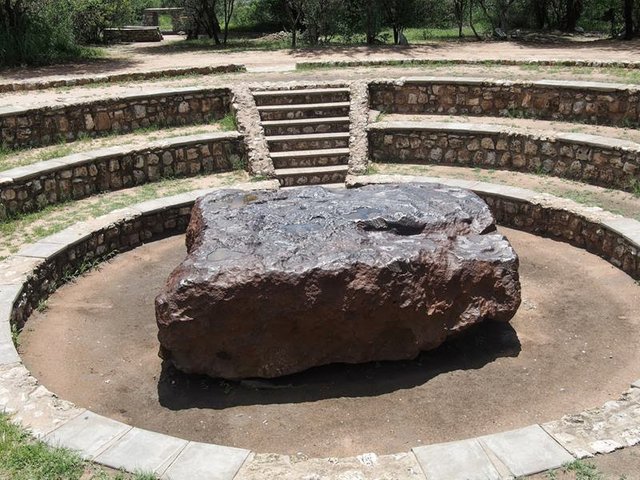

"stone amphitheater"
[0,63,639,480]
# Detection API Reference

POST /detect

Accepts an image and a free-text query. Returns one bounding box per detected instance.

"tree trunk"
[562,0,582,32]
[366,0,376,44]
[624,0,634,39]
[469,0,481,39]
[291,26,297,48]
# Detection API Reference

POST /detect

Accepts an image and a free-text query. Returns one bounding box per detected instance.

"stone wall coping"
[0,131,242,183]
[373,76,639,93]
[369,120,640,152]
[0,86,230,119]
[0,65,246,94]
[0,176,638,479]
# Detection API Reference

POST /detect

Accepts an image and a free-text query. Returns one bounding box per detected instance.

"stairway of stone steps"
[253,87,351,187]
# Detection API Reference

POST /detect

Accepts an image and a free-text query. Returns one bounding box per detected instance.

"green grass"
[219,113,238,131]
[542,459,630,480]
[0,413,157,479]
[0,415,84,479]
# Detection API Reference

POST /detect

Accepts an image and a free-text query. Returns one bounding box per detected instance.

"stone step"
[262,117,351,136]
[275,165,349,187]
[258,102,350,122]
[266,132,350,152]
[253,88,350,106]
[270,147,350,169]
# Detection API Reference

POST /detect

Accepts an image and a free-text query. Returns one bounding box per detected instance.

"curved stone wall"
[370,78,640,127]
[369,122,640,192]
[0,178,638,479]
[0,132,246,220]
[0,87,231,149]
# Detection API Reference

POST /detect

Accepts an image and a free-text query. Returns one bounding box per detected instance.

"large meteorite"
[155,183,521,379]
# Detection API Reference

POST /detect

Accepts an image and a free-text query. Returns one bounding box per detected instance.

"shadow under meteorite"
[157,320,521,411]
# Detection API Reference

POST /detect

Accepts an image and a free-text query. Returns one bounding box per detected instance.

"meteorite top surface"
[179,183,508,279]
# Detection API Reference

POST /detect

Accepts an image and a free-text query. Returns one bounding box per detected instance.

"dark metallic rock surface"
[156,183,521,379]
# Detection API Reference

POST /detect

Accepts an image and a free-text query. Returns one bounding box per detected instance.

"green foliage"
[72,0,138,44]
[0,414,84,480]
[1,0,78,66]
[218,113,238,131]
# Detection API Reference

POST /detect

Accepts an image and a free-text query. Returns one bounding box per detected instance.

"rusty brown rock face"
[155,183,521,379]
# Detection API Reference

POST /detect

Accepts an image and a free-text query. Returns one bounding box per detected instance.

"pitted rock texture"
[155,183,521,379]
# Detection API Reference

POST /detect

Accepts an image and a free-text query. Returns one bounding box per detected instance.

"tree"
[623,0,634,38]
[477,0,518,31]
[284,0,305,47]
[381,0,419,44]
[453,0,468,37]
[220,0,235,43]
[183,0,222,43]
[302,0,343,45]
[561,0,584,31]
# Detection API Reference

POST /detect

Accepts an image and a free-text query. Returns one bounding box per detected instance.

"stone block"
[45,411,131,459]
[162,442,250,480]
[480,425,574,477]
[95,428,188,474]
[413,439,501,480]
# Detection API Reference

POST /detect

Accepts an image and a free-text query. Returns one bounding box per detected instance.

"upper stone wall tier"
[0,87,231,149]
[369,122,640,192]
[0,132,246,220]
[369,78,640,127]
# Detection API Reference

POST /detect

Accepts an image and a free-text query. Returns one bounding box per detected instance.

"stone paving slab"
[161,441,250,480]
[543,388,640,458]
[235,452,426,480]
[1,160,69,181]
[16,242,70,259]
[44,411,132,460]
[0,363,84,437]
[0,284,21,365]
[95,427,188,475]
[413,438,503,480]
[0,293,20,366]
[602,217,640,246]
[0,256,44,285]
[479,425,574,477]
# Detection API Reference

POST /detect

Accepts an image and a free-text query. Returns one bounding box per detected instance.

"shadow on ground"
[157,320,521,410]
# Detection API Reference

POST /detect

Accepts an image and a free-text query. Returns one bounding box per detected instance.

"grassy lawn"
[0,414,155,480]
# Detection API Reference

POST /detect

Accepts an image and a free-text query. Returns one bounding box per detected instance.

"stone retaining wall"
[0,87,231,149]
[369,122,640,192]
[370,78,640,127]
[103,27,163,43]
[0,132,245,220]
[0,65,246,94]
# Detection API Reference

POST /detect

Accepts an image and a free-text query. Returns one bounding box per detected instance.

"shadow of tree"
[158,320,521,410]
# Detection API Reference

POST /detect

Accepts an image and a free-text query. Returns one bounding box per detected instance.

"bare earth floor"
[2,36,639,84]
[19,226,640,458]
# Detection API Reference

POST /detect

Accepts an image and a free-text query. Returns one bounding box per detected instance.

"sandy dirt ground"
[19,227,640,458]
[2,35,639,83]
[2,62,640,111]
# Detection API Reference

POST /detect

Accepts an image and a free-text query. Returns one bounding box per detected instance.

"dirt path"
[19,228,640,457]
[2,36,639,83]
[2,63,640,111]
